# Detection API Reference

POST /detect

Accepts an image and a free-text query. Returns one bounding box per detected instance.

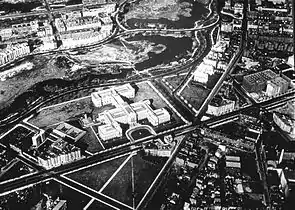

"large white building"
[92,84,171,141]
[91,84,136,108]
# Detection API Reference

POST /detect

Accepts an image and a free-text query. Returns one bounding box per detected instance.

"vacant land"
[66,155,128,192]
[181,80,210,110]
[102,153,165,208]
[29,96,93,128]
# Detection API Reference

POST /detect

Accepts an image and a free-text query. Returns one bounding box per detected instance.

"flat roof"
[225,156,241,162]
[226,161,241,168]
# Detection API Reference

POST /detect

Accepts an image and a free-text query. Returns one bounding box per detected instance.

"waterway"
[0,1,42,14]
[126,0,209,29]
[126,34,193,71]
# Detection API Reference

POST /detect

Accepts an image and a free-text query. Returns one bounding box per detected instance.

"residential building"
[266,76,289,97]
[273,112,295,138]
[0,28,13,41]
[0,43,30,65]
[37,139,81,169]
[207,96,235,116]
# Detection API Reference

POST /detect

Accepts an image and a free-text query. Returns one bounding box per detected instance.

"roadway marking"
[90,126,105,150]
[83,198,95,210]
[178,74,193,95]
[136,134,185,210]
[59,175,134,210]
[62,152,131,176]
[0,178,52,197]
[98,192,134,210]
[53,178,120,210]
[98,152,135,193]
[39,95,91,112]
[131,153,135,209]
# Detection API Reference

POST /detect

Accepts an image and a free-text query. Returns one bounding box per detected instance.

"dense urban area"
[0,0,294,209]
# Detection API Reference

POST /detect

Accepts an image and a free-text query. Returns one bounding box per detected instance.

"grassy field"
[181,80,210,110]
[66,155,128,192]
[102,153,164,208]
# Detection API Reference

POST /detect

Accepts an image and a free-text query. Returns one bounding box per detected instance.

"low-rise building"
[0,43,30,66]
[37,139,81,169]
[207,96,235,116]
[97,123,122,141]
[193,71,209,84]
[53,122,86,142]
[266,76,289,97]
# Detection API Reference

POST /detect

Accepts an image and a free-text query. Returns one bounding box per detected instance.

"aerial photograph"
[0,0,294,209]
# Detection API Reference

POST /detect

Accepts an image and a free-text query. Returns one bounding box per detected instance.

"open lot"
[181,80,211,110]
[28,96,93,128]
[102,153,165,208]
[65,155,129,192]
